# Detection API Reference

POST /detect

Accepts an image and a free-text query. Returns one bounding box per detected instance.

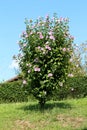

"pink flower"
[45,45,51,50]
[22,31,28,38]
[48,73,53,77]
[68,74,74,77]
[62,48,66,52]
[37,46,41,49]
[48,31,53,35]
[30,32,33,35]
[39,34,44,39]
[23,80,27,85]
[37,32,44,39]
[34,67,40,72]
[69,35,74,40]
[45,14,49,19]
[40,47,44,51]
[23,44,26,47]
[25,34,28,38]
[49,35,55,41]
[22,31,26,35]
[69,58,73,62]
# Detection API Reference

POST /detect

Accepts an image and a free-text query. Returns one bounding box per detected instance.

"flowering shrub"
[17,14,74,108]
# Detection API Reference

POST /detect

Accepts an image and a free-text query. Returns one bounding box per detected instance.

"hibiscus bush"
[17,14,74,108]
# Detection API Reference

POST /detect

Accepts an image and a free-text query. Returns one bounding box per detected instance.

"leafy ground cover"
[0,98,87,130]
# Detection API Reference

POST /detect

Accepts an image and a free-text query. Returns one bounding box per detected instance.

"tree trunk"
[39,98,46,109]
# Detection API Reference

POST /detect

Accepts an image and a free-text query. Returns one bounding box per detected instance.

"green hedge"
[0,81,28,103]
[0,76,87,103]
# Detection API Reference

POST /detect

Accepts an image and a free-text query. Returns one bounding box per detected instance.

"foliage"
[0,81,28,103]
[16,14,74,108]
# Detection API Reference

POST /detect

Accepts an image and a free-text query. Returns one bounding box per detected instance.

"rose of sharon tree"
[17,14,74,108]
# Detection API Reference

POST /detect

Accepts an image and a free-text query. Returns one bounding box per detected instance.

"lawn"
[0,98,87,130]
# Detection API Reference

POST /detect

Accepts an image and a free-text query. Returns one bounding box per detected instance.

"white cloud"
[9,60,19,70]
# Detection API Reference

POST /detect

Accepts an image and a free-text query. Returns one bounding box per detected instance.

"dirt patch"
[57,114,85,128]
[14,120,35,130]
[13,119,50,130]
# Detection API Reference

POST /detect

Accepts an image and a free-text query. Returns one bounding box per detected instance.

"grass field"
[0,98,87,130]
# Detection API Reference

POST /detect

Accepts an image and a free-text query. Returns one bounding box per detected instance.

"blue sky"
[0,0,87,82]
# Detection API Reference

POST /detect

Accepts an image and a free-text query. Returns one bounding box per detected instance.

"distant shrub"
[0,81,28,103]
[53,76,87,100]
[66,76,87,98]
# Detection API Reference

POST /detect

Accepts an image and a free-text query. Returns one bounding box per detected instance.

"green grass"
[0,98,87,130]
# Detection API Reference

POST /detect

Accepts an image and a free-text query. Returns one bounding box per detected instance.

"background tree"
[70,43,87,77]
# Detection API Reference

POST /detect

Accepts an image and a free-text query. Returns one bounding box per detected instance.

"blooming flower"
[25,34,28,38]
[37,32,44,39]
[69,58,73,62]
[22,31,26,35]
[45,45,51,50]
[69,35,74,40]
[37,46,41,49]
[45,14,49,19]
[22,31,28,38]
[23,80,27,85]
[68,73,74,77]
[71,88,74,91]
[28,70,31,73]
[30,32,33,35]
[34,67,40,72]
[23,44,27,47]
[62,48,67,52]
[48,31,53,35]
[76,64,79,67]
[48,73,53,77]
[39,34,44,39]
[40,47,44,51]
[49,35,55,40]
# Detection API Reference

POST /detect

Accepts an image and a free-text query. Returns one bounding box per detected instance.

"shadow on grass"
[19,101,72,112]
[81,128,87,130]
